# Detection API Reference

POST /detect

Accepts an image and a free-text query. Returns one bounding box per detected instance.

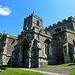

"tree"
[0,33,2,38]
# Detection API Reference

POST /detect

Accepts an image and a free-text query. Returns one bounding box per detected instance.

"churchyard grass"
[44,63,75,68]
[0,68,46,75]
[70,68,75,75]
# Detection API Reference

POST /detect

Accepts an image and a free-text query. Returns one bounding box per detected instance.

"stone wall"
[52,31,67,64]
[0,34,17,65]
[51,29,75,64]
[67,29,75,62]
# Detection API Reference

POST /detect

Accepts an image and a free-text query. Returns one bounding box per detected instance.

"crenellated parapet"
[45,16,75,30]
[24,13,43,21]
[24,14,32,20]
[31,13,43,21]
[2,34,17,40]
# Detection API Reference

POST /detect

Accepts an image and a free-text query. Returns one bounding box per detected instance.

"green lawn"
[70,68,75,75]
[44,63,75,68]
[0,68,46,75]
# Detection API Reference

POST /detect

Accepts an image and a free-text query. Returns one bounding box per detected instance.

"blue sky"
[0,0,75,36]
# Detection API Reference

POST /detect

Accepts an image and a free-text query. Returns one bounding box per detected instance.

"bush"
[0,64,9,67]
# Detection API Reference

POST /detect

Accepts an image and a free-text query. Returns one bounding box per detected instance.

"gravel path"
[32,66,75,75]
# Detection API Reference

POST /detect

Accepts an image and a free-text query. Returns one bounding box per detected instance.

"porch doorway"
[21,39,29,67]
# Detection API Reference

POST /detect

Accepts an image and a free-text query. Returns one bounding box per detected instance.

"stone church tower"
[11,13,55,68]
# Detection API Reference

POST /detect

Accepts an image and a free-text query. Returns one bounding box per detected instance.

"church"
[0,12,75,68]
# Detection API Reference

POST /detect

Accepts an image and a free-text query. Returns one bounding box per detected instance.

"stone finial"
[3,30,6,34]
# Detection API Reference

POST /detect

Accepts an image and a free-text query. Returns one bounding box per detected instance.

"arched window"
[45,39,51,55]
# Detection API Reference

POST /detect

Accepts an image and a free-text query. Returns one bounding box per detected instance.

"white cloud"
[0,5,11,16]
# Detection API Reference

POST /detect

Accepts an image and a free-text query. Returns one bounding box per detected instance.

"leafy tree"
[0,33,2,38]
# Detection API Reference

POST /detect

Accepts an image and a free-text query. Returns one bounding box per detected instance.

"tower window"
[37,20,39,26]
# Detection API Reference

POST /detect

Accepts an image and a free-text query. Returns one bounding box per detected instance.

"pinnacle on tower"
[31,8,35,16]
[3,30,6,34]
[33,8,34,14]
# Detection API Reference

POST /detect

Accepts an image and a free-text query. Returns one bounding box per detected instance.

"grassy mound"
[44,63,75,68]
[0,68,46,75]
[70,68,75,75]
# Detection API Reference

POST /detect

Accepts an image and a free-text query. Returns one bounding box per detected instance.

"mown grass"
[44,63,75,68]
[0,68,46,75]
[70,68,75,75]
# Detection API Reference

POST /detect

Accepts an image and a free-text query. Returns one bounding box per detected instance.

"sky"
[0,0,75,36]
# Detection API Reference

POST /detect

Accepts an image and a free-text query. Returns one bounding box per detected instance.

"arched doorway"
[21,38,29,67]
